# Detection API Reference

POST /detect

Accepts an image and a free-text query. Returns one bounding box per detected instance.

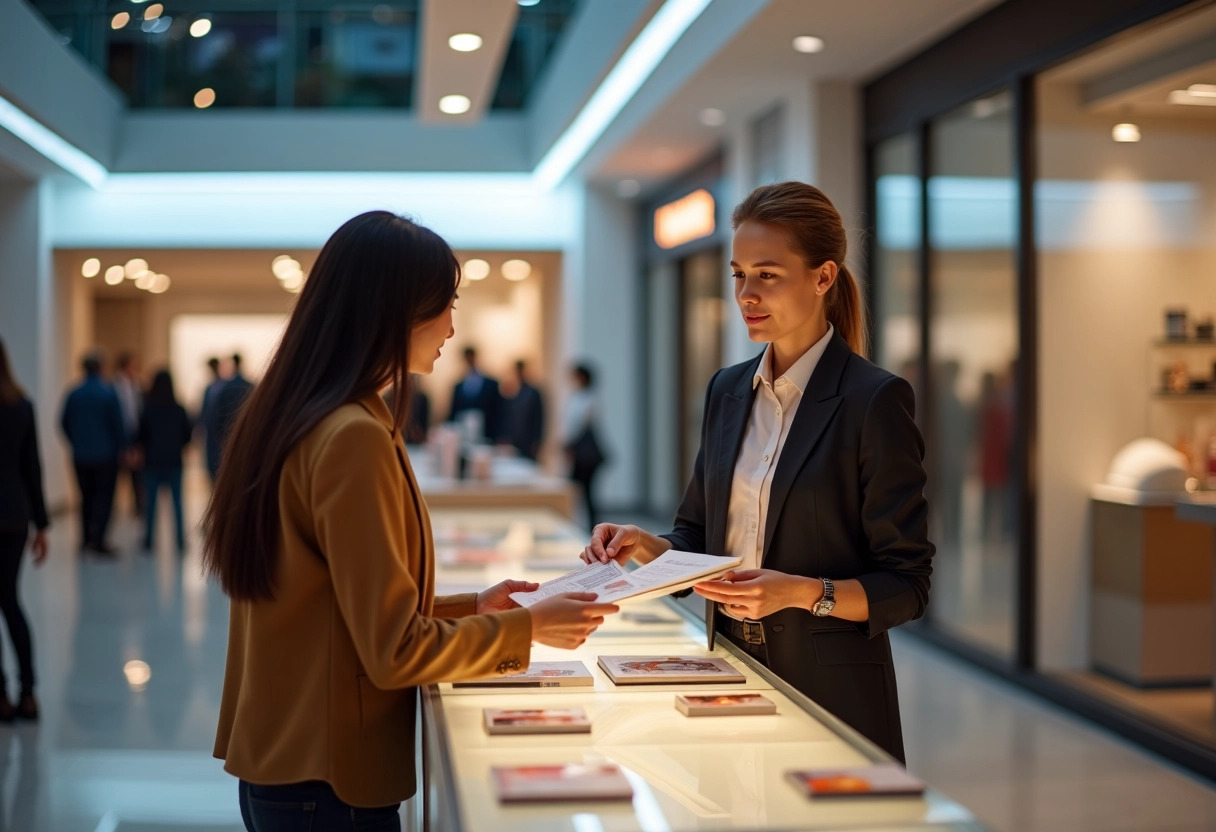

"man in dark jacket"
[60,351,125,555]
[448,347,501,442]
[499,360,545,460]
[205,353,254,480]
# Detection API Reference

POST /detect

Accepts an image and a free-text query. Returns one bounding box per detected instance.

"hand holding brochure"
[509,550,742,608]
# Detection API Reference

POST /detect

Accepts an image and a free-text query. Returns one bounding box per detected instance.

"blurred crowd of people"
[59,349,253,556]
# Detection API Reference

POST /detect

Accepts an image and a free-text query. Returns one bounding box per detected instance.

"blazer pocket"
[812,630,892,666]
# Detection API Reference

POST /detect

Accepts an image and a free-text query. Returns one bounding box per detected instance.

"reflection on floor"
[0,465,1211,830]
[1059,670,1215,747]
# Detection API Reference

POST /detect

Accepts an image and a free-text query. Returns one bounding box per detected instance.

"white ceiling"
[590,0,1004,186]
[417,0,520,123]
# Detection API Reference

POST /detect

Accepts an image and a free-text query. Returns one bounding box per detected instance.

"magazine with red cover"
[786,763,926,799]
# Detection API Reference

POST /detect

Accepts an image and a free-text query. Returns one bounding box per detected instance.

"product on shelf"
[675,692,776,716]
[597,655,745,685]
[483,707,592,735]
[453,661,594,688]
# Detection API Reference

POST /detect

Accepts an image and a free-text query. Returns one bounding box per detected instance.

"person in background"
[204,211,615,830]
[0,337,49,721]
[563,363,607,528]
[500,359,545,461]
[60,350,125,556]
[200,356,226,482]
[206,353,253,479]
[113,352,145,517]
[139,370,193,553]
[379,377,430,444]
[448,346,501,442]
[580,182,933,762]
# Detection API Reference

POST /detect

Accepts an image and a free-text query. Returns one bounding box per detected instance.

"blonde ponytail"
[828,264,867,357]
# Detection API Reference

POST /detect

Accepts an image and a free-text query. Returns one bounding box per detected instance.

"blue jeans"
[143,466,184,550]
[239,781,400,832]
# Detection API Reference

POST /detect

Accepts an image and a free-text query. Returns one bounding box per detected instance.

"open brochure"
[508,550,741,608]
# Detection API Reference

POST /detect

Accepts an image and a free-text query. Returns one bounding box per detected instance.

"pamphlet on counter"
[508,550,741,607]
[786,763,925,799]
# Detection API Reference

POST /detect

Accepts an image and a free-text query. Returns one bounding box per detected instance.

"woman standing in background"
[0,337,49,721]
[139,369,193,553]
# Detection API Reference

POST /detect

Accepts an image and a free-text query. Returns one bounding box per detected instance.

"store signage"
[654,189,715,249]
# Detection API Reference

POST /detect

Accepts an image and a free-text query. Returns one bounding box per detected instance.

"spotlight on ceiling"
[449,33,483,52]
[1111,122,1141,143]
[698,107,725,127]
[464,258,490,281]
[439,95,472,115]
[792,35,824,54]
[501,259,532,282]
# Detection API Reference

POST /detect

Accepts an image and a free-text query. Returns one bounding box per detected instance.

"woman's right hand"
[580,523,669,566]
[528,592,619,649]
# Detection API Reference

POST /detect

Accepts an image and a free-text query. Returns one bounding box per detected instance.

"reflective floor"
[0,464,1213,831]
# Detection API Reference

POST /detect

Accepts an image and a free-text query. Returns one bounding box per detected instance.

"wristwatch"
[811,578,836,617]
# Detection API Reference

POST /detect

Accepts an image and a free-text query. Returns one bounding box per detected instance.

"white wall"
[0,180,71,510]
[562,184,642,509]
[1037,86,1216,671]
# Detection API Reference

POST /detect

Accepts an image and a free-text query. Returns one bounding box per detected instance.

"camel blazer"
[214,393,533,807]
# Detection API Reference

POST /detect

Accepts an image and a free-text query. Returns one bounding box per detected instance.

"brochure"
[675,692,776,716]
[508,550,741,608]
[483,707,592,735]
[786,763,926,799]
[452,661,594,689]
[597,655,745,685]
[492,763,633,803]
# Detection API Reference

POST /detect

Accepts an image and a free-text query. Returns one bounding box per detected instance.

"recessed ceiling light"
[1111,122,1141,143]
[104,266,125,285]
[698,107,725,127]
[617,179,641,198]
[111,12,130,29]
[190,19,212,38]
[82,258,101,278]
[501,259,532,281]
[793,35,824,54]
[144,3,163,21]
[439,95,471,115]
[272,256,301,279]
[124,257,148,278]
[194,88,216,109]
[449,33,483,52]
[464,258,490,281]
[135,271,156,290]
[518,0,541,6]
[149,274,171,294]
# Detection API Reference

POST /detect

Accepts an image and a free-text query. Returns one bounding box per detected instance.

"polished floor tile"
[0,470,1213,830]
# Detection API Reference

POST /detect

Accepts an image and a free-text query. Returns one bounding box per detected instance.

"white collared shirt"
[724,325,834,593]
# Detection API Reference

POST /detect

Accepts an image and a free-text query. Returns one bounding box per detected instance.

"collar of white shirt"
[752,323,835,394]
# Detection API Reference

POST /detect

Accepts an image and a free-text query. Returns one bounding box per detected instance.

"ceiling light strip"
[532,0,713,190]
[0,94,108,189]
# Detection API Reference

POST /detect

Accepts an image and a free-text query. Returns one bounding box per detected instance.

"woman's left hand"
[477,579,540,614]
[693,569,815,620]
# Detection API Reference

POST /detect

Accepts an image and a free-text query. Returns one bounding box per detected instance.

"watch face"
[813,599,836,617]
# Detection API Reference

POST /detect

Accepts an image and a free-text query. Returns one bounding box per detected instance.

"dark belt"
[721,615,765,645]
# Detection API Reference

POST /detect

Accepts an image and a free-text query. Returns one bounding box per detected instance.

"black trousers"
[74,460,118,548]
[0,531,35,694]
[570,463,599,529]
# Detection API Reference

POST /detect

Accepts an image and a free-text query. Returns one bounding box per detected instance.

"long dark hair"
[202,211,460,601]
[0,337,26,405]
[732,182,869,356]
[145,369,177,406]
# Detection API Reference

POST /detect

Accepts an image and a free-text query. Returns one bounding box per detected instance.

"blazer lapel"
[708,355,762,554]
[761,336,851,562]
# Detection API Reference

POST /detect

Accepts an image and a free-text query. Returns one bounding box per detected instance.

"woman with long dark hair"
[0,336,49,721]
[205,212,616,830]
[138,369,192,552]
[582,183,933,762]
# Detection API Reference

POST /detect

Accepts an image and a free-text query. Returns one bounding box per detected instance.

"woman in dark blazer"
[582,182,933,762]
[0,337,50,721]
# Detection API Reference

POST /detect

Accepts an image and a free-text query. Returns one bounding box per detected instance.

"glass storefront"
[865,0,1216,776]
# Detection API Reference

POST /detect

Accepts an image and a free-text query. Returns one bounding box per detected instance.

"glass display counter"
[412,509,986,832]
[411,448,577,518]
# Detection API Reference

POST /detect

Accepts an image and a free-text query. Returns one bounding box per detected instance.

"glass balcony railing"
[27,0,580,110]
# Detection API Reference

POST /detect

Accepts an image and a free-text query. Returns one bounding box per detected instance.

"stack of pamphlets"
[785,764,925,799]
[483,707,592,735]
[509,550,741,607]
[491,763,633,803]
[674,692,776,716]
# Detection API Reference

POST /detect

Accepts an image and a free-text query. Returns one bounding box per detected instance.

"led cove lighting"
[0,94,107,188]
[190,19,212,37]
[463,258,490,281]
[439,95,471,114]
[533,0,713,190]
[1112,122,1141,143]
[449,33,483,52]
[82,258,101,278]
[793,35,825,54]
